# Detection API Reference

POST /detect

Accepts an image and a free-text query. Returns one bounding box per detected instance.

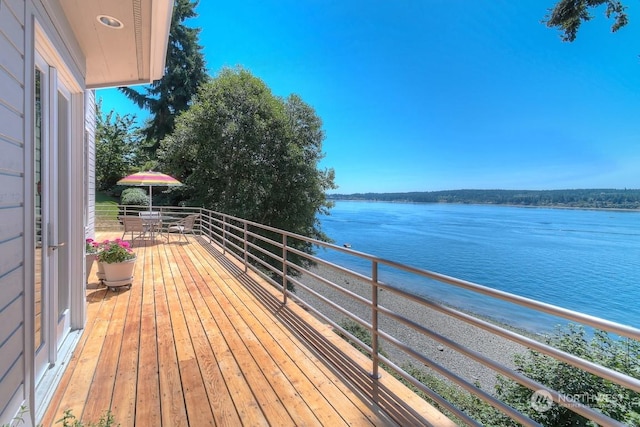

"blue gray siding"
[0,0,26,422]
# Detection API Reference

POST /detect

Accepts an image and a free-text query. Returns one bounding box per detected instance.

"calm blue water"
[316,201,640,333]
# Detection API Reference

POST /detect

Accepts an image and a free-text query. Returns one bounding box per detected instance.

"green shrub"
[336,320,640,426]
[335,319,387,358]
[2,406,27,427]
[56,409,118,427]
[120,188,149,206]
[1,408,118,427]
[335,319,503,426]
[401,364,509,426]
[496,325,640,426]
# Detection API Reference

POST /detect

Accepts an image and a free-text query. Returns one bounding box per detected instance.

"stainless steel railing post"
[243,222,249,273]
[282,234,288,304]
[371,260,381,379]
[222,215,227,254]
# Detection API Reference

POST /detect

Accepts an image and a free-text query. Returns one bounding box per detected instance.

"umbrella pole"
[149,184,153,212]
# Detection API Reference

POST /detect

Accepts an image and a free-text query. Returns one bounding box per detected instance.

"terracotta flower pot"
[100,257,136,290]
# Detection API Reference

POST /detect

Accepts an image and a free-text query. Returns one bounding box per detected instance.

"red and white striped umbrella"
[117,171,182,210]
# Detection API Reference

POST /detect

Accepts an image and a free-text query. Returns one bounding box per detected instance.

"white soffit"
[59,0,173,88]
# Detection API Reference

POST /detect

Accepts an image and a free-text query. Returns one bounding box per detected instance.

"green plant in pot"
[97,239,136,290]
[85,238,100,256]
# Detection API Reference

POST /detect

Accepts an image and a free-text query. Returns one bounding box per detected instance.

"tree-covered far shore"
[328,189,640,210]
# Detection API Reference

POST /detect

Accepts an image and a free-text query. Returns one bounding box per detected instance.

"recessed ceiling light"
[97,15,123,29]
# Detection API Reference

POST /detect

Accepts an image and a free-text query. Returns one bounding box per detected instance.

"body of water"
[316,201,640,333]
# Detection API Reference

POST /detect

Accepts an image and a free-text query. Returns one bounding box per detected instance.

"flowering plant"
[97,239,136,264]
[86,238,100,255]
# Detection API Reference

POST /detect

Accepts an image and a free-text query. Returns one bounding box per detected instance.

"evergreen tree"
[545,0,628,42]
[119,0,208,154]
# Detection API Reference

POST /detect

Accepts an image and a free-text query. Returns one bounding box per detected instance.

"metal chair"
[166,214,199,242]
[120,216,147,246]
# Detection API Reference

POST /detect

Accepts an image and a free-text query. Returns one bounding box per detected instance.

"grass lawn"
[96,192,119,225]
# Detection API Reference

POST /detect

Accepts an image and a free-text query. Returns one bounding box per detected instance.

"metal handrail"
[95,204,640,426]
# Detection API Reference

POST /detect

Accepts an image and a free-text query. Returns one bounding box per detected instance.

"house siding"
[0,0,26,423]
[85,90,96,237]
[0,0,95,423]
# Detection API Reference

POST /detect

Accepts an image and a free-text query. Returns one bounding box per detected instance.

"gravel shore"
[294,263,530,393]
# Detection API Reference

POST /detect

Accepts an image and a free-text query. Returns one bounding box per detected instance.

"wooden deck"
[41,232,453,426]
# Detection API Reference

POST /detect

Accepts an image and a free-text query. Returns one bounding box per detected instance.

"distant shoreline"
[329,198,640,213]
[328,189,640,211]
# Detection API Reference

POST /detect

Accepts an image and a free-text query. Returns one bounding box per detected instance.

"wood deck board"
[152,244,189,427]
[172,243,321,426]
[40,233,452,426]
[38,269,109,427]
[39,286,112,426]
[157,239,216,427]
[135,244,162,426]
[163,243,246,426]
[187,243,385,426]
[110,247,145,426]
[82,287,131,423]
[184,245,371,426]
[185,260,297,426]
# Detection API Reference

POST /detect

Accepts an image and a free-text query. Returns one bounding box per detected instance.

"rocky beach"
[295,263,531,393]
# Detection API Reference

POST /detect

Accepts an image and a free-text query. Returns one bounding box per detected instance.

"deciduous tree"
[95,104,141,191]
[160,67,336,257]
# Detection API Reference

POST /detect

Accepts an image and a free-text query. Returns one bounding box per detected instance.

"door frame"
[33,50,55,383]
[31,18,86,400]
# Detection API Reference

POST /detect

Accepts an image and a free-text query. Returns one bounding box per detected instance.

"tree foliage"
[95,104,141,191]
[120,188,149,206]
[159,66,336,251]
[330,189,640,209]
[119,0,208,153]
[495,325,640,426]
[336,319,640,425]
[546,0,629,41]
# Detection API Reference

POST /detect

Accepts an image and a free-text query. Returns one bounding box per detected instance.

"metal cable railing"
[96,205,640,426]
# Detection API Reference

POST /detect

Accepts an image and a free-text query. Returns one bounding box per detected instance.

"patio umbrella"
[117,171,182,211]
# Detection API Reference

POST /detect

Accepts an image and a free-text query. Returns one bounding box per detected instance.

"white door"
[34,52,72,383]
[55,80,72,346]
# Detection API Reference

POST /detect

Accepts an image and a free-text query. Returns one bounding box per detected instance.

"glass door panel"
[34,56,49,382]
[34,66,44,354]
[56,84,71,342]
[34,52,71,380]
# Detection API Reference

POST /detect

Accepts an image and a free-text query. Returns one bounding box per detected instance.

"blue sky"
[98,1,640,194]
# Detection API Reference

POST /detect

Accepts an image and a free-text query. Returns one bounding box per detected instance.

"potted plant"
[96,239,137,290]
[85,238,100,283]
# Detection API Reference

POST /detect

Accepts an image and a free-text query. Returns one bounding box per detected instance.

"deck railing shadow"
[197,236,435,426]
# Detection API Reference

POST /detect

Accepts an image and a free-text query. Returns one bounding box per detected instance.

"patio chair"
[120,216,147,246]
[166,214,199,242]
